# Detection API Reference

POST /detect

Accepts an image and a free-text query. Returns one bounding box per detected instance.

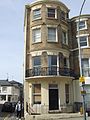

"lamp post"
[78,0,87,120]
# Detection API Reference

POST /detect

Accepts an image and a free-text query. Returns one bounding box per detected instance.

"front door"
[49,88,59,110]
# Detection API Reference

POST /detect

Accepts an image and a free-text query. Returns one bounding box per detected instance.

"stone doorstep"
[30,113,83,120]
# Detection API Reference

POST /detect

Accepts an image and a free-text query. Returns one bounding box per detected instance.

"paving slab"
[30,113,83,120]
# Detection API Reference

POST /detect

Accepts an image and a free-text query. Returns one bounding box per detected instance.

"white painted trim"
[75,18,88,22]
[47,25,57,27]
[32,25,41,29]
[28,49,70,57]
[31,5,42,10]
[77,35,89,48]
[76,20,87,31]
[76,33,89,37]
[31,51,42,56]
[46,6,57,19]
[46,5,57,8]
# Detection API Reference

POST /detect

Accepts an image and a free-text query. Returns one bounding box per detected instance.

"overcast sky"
[0,0,90,83]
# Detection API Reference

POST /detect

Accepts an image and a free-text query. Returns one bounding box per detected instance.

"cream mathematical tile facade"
[24,0,90,119]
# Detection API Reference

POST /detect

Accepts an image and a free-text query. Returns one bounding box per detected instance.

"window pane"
[32,28,41,43]
[48,28,56,42]
[62,31,68,44]
[81,58,89,77]
[2,87,7,92]
[51,56,57,65]
[61,11,65,20]
[64,58,67,67]
[33,95,41,104]
[80,36,87,47]
[33,9,41,19]
[33,56,41,66]
[33,84,41,104]
[65,84,69,104]
[48,56,57,66]
[0,95,6,101]
[48,8,55,18]
[79,21,85,29]
[33,56,41,76]
[33,84,41,93]
[48,56,57,75]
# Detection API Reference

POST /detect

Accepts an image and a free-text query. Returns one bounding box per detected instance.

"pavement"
[30,113,84,120]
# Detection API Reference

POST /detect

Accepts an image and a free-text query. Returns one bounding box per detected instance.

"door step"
[49,110,61,113]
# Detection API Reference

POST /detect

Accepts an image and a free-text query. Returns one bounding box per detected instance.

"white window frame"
[77,34,89,48]
[47,7,57,19]
[47,26,58,42]
[76,19,87,31]
[80,36,88,47]
[62,30,68,45]
[33,8,41,20]
[2,86,7,93]
[32,26,41,43]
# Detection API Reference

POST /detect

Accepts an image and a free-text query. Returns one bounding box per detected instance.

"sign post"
[79,76,86,120]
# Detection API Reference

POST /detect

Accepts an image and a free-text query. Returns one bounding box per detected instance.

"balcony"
[25,67,76,78]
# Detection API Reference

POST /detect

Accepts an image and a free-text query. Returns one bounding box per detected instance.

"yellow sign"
[79,76,85,82]
[81,90,86,95]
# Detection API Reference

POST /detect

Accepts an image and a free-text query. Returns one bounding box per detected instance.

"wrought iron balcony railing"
[25,67,76,78]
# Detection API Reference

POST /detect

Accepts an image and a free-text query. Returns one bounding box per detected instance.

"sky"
[0,0,90,83]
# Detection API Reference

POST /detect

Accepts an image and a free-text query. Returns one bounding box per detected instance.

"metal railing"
[25,67,77,78]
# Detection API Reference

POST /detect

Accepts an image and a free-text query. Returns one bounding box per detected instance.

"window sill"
[77,27,87,31]
[32,17,42,22]
[47,41,58,43]
[32,41,42,45]
[47,17,57,20]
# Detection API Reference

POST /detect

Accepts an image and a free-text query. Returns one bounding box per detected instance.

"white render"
[0,85,20,104]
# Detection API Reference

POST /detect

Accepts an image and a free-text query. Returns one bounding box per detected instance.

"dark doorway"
[49,89,59,110]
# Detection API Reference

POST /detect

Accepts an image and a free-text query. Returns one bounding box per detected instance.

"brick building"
[24,0,90,119]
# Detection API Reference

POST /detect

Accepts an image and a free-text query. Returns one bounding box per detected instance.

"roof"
[0,80,12,86]
[71,14,90,21]
[25,0,69,11]
[0,80,22,88]
[9,80,22,85]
